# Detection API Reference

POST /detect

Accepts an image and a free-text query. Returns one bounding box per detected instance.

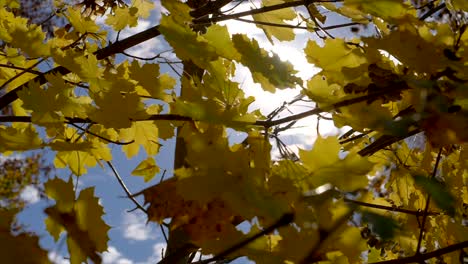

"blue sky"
[11,1,353,263]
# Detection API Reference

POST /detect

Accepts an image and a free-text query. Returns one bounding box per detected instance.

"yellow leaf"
[300,136,374,191]
[54,151,98,176]
[44,177,75,212]
[67,8,100,33]
[120,121,160,158]
[204,25,241,61]
[128,60,175,100]
[132,157,160,182]
[0,124,42,151]
[44,184,109,264]
[51,49,103,81]
[304,38,367,73]
[89,80,145,129]
[132,0,154,19]
[450,0,468,11]
[0,210,50,264]
[306,75,343,107]
[344,0,410,20]
[75,187,110,252]
[105,6,139,30]
[364,28,450,73]
[252,0,296,43]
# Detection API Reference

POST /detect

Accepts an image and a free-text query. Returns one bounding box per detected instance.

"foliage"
[0,0,467,263]
[0,154,51,209]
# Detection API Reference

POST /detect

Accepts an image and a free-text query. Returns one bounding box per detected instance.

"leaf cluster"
[0,0,467,263]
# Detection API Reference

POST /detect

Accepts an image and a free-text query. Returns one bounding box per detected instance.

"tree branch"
[0,25,161,111]
[415,149,443,254]
[371,240,468,264]
[193,0,343,25]
[193,213,294,264]
[343,198,440,217]
[234,18,360,31]
[256,86,408,127]
[106,161,148,214]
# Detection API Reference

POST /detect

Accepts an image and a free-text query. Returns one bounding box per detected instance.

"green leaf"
[362,211,399,240]
[132,157,160,182]
[203,25,241,61]
[159,0,218,69]
[413,175,456,216]
[232,34,300,92]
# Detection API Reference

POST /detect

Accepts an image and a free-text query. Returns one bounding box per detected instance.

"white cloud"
[142,242,166,263]
[103,246,133,264]
[122,211,155,241]
[19,185,40,204]
[0,153,23,163]
[48,251,69,264]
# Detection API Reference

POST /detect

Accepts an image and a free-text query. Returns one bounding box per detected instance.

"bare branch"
[193,0,344,25]
[371,240,468,264]
[344,198,440,216]
[106,161,148,215]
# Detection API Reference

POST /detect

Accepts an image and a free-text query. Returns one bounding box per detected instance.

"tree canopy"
[1,0,467,263]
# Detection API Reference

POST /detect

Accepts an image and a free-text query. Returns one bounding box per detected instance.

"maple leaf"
[44,178,109,264]
[67,8,101,34]
[232,34,300,92]
[131,157,160,182]
[120,121,160,158]
[0,124,42,152]
[299,136,374,191]
[0,210,50,264]
[252,0,296,43]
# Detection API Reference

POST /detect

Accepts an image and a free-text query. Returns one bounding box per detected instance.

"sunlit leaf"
[132,157,159,182]
[252,0,296,43]
[232,34,300,92]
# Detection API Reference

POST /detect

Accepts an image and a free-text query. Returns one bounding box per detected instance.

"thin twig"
[0,58,45,91]
[106,161,148,214]
[419,2,446,21]
[0,25,162,110]
[371,240,468,264]
[193,0,343,25]
[69,123,134,145]
[415,149,443,254]
[234,17,359,31]
[344,198,440,216]
[194,213,294,264]
[0,63,43,75]
[300,209,354,263]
